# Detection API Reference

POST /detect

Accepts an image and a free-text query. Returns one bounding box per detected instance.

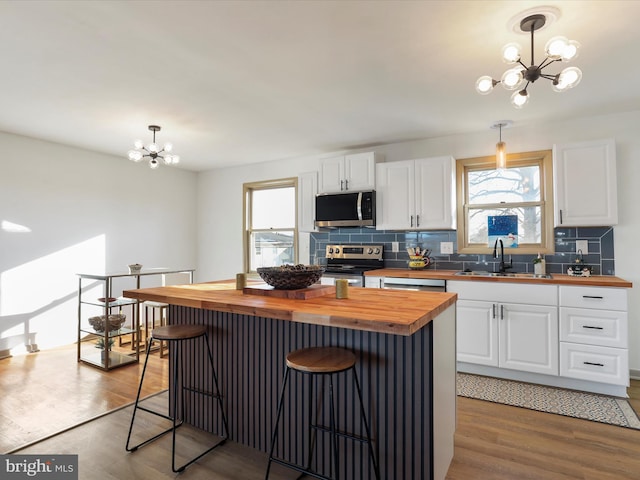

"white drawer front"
[560,342,629,386]
[560,307,628,348]
[447,281,557,305]
[559,286,627,310]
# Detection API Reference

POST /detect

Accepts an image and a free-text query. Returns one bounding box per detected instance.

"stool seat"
[152,324,207,341]
[286,347,356,373]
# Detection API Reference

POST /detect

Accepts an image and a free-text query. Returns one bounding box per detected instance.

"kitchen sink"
[454,271,552,279]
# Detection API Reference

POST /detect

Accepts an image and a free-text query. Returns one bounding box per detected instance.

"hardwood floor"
[0,342,168,453]
[3,344,640,478]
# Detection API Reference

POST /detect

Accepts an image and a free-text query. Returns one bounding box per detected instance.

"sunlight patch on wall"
[0,235,105,350]
[2,220,31,233]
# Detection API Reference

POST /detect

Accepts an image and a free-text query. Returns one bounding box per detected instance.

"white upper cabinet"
[553,138,618,226]
[318,152,381,193]
[298,171,318,232]
[376,156,456,230]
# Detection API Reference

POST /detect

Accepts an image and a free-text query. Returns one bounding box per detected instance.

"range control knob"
[374,247,381,254]
[328,247,334,254]
[335,248,340,254]
[367,248,374,254]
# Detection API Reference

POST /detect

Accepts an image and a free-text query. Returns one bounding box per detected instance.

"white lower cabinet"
[456,298,558,376]
[451,280,630,395]
[450,281,559,376]
[559,285,629,386]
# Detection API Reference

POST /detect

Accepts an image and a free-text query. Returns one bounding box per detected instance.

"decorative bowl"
[88,313,127,333]
[257,265,324,290]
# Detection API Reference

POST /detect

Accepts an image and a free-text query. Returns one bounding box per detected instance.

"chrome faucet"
[493,238,513,273]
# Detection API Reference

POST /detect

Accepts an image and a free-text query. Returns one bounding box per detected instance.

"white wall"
[197,110,640,373]
[0,131,197,353]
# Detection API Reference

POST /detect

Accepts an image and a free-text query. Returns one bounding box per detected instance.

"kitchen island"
[123,281,457,480]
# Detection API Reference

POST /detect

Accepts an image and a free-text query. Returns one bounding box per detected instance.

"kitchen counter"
[123,280,457,479]
[365,268,632,288]
[123,279,457,336]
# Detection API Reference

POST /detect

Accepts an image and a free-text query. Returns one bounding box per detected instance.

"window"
[243,178,298,272]
[456,150,554,254]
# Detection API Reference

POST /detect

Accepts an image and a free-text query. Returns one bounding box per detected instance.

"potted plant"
[95,337,114,362]
[532,253,545,275]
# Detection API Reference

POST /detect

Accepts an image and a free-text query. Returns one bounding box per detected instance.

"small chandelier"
[475,13,582,108]
[127,125,180,169]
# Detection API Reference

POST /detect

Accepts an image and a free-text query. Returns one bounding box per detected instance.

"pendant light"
[492,121,511,170]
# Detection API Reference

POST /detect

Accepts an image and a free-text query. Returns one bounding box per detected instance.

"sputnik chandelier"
[127,125,180,169]
[475,13,582,108]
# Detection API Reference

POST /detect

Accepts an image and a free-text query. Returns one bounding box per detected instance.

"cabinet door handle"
[583,361,605,367]
[492,304,496,319]
[410,215,414,228]
[500,304,504,320]
[340,180,344,191]
[582,325,604,330]
[345,179,349,190]
[559,209,563,224]
[582,295,604,299]
[416,214,420,227]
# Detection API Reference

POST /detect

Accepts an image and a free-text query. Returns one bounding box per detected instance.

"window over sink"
[456,150,554,254]
[243,178,298,272]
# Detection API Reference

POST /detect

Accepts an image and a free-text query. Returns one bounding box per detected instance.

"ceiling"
[1,0,639,172]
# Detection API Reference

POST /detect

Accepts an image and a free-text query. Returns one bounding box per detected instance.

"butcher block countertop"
[123,280,457,336]
[365,269,632,288]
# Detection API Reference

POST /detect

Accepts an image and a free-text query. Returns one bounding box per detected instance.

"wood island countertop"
[123,280,457,336]
[365,268,632,288]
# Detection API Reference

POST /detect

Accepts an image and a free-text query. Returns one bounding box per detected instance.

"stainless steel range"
[320,244,384,287]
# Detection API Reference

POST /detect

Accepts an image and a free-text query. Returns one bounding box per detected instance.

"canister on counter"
[236,273,247,290]
[335,279,349,299]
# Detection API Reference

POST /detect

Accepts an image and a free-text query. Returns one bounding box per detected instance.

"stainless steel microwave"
[314,190,376,228]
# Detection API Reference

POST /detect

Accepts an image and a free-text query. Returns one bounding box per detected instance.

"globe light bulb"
[128,150,143,162]
[163,142,173,152]
[501,68,524,90]
[561,40,580,62]
[552,66,582,92]
[148,142,159,153]
[171,155,180,164]
[149,158,159,169]
[501,43,521,64]
[545,36,569,60]
[163,155,173,165]
[475,75,496,95]
[511,90,529,108]
[134,139,144,149]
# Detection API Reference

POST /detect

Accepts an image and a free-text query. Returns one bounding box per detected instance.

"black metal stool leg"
[204,331,229,440]
[126,337,178,452]
[171,333,228,473]
[265,366,291,480]
[329,375,339,480]
[352,366,380,480]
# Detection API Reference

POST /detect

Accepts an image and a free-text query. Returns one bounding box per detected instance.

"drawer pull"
[582,295,604,299]
[582,325,604,330]
[583,361,605,367]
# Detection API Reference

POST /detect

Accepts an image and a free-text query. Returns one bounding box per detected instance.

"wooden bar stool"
[265,346,380,480]
[126,324,229,473]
